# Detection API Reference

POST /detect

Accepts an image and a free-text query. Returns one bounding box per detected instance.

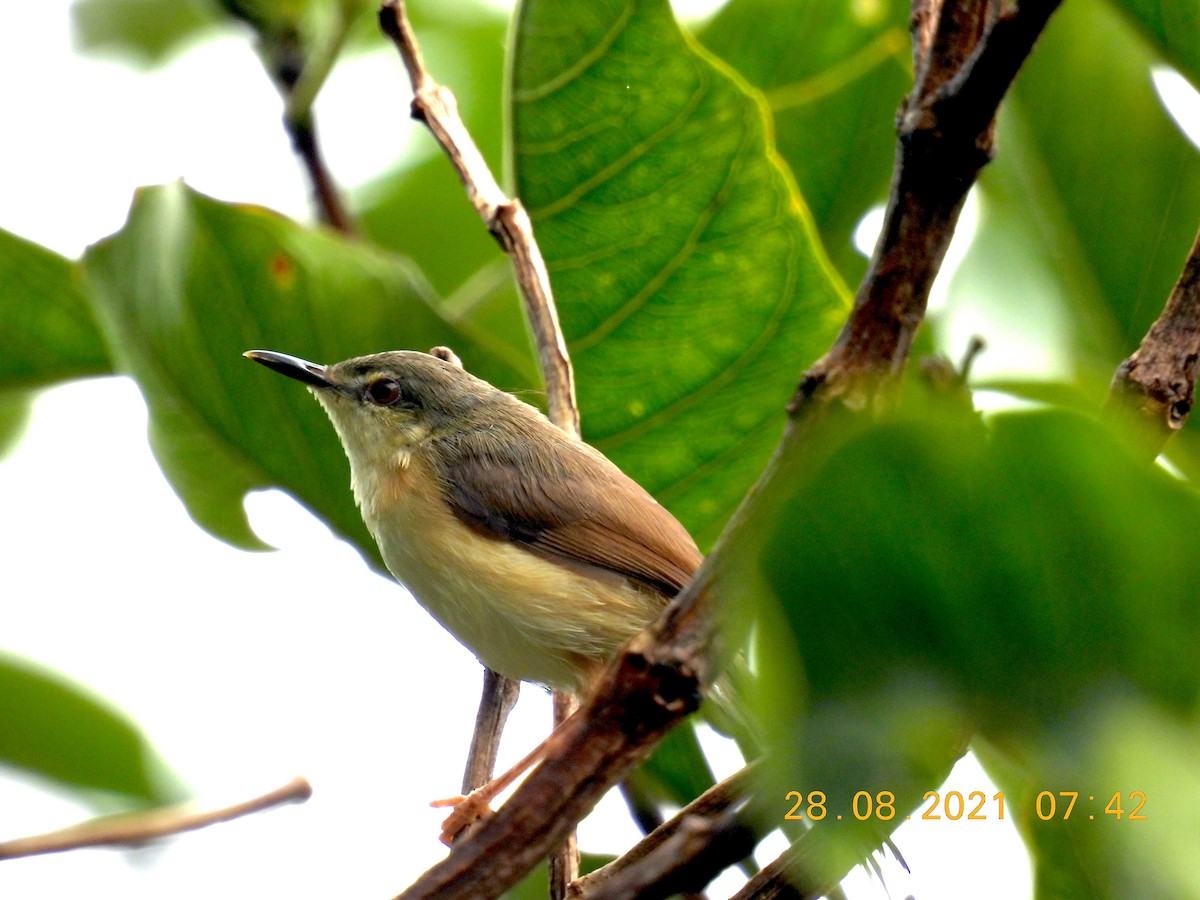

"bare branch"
[569,765,757,898]
[582,811,755,900]
[286,114,357,235]
[793,0,1063,416]
[378,0,579,436]
[378,2,586,889]
[1107,227,1200,455]
[550,692,582,897]
[0,777,312,862]
[244,8,357,235]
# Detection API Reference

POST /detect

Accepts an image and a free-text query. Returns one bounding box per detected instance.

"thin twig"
[791,0,1063,416]
[569,765,757,898]
[0,776,312,861]
[550,692,582,897]
[1107,226,1200,455]
[286,114,357,235]
[378,0,579,436]
[378,3,585,891]
[581,810,755,900]
[242,11,357,235]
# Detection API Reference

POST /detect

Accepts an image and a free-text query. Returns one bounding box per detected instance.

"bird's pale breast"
[353,450,663,694]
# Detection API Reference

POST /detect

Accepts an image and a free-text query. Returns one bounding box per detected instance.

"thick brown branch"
[0,777,312,861]
[793,0,1063,415]
[1107,227,1200,454]
[378,0,579,436]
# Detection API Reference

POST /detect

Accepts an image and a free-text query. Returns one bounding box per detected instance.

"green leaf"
[0,228,111,389]
[1107,0,1200,88]
[82,182,531,560]
[730,398,1200,888]
[699,0,911,282]
[510,0,848,547]
[954,0,1200,380]
[0,653,182,808]
[71,0,221,65]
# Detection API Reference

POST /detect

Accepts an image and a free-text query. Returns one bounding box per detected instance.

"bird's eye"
[365,378,402,406]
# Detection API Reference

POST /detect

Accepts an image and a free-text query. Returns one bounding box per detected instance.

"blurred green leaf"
[730,398,1200,888]
[1108,0,1200,87]
[71,0,221,65]
[511,0,848,548]
[700,0,910,282]
[954,0,1200,380]
[0,228,111,388]
[0,653,182,808]
[82,182,531,561]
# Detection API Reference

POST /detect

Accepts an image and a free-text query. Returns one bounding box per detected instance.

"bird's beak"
[244,350,336,389]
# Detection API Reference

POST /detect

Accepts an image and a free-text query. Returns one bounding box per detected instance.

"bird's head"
[244,348,497,471]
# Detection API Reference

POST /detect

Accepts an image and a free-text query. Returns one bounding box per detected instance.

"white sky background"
[28,0,1200,894]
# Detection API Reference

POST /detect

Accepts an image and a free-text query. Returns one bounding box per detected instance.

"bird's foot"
[430,788,495,846]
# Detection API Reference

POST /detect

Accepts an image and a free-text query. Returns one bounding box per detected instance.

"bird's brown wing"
[440,439,702,598]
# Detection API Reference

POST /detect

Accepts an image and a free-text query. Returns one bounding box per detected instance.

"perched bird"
[245,348,703,837]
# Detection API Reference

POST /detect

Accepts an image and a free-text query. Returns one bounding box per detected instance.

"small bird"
[245,348,703,837]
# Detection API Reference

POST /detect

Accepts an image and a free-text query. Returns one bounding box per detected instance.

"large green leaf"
[83,182,530,560]
[699,0,911,283]
[953,0,1200,384]
[0,228,111,388]
[0,653,182,808]
[510,0,848,547]
[730,399,1200,892]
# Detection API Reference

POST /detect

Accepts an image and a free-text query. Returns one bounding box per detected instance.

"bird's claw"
[430,789,495,846]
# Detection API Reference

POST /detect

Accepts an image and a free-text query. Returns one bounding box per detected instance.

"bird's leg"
[431,723,568,845]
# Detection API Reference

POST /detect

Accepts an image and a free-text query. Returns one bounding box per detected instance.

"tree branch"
[379,2,584,892]
[378,0,579,436]
[1107,226,1200,455]
[793,0,1063,416]
[569,765,757,898]
[0,776,312,861]
[239,5,357,235]
[582,810,755,900]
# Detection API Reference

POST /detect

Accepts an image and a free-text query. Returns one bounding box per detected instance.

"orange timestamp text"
[784,790,1147,822]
